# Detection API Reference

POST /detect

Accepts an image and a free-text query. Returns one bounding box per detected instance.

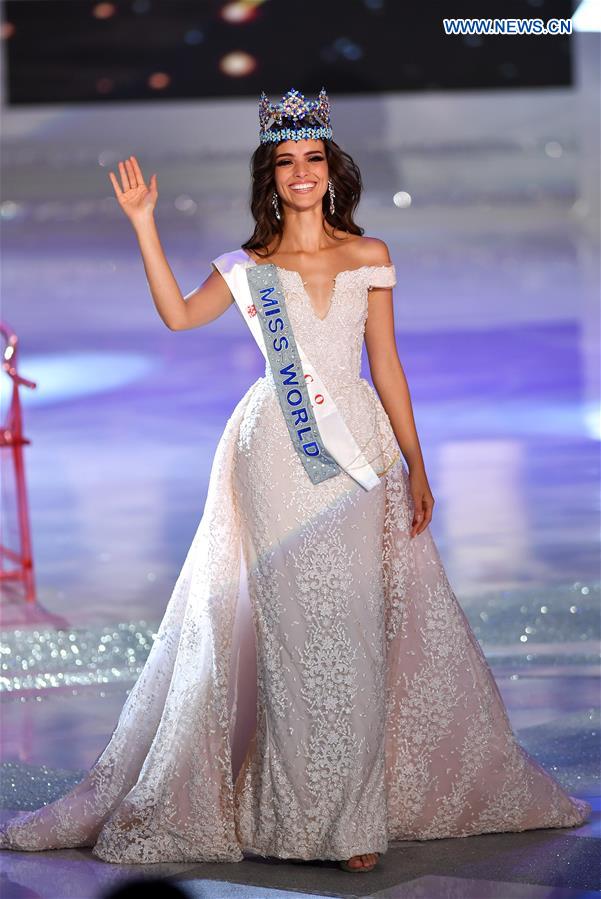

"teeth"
[291,183,315,191]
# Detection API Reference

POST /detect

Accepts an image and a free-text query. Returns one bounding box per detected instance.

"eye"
[275,155,324,166]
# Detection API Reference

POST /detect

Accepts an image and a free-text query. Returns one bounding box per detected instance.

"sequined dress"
[0,254,590,863]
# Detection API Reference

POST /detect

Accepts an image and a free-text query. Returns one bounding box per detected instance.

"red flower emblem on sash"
[247,304,257,317]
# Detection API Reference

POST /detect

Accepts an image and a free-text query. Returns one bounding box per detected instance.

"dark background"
[2,0,574,105]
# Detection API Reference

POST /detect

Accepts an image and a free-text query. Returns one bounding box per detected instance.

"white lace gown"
[0,254,590,864]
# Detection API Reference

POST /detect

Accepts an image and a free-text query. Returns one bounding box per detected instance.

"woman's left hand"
[408,467,435,538]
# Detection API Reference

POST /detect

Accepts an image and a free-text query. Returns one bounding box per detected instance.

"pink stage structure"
[0,321,37,603]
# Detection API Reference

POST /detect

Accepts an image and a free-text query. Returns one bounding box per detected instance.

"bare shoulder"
[345,235,392,267]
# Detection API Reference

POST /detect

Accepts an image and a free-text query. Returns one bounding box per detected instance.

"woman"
[0,88,590,874]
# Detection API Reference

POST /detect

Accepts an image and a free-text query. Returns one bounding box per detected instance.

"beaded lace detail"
[0,257,590,863]
[246,261,401,478]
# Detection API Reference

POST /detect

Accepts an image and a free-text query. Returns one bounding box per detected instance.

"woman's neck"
[275,208,336,256]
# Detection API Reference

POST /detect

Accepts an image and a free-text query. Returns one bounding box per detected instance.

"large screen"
[2,0,573,105]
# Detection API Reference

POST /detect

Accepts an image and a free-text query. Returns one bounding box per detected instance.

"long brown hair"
[242,133,364,258]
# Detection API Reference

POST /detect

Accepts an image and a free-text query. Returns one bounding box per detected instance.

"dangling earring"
[272,190,281,221]
[328,178,336,216]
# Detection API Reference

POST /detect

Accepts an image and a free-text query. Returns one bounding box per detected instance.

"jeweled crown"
[259,87,333,144]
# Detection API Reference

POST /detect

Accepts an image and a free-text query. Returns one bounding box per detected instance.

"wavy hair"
[242,131,364,258]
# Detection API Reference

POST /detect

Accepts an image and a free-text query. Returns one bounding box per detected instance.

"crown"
[259,87,333,144]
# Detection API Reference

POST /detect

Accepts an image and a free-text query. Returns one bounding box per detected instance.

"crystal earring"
[328,178,336,216]
[272,190,281,221]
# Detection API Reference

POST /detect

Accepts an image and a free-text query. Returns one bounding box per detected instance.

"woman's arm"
[133,216,233,330]
[109,156,233,331]
[363,241,435,537]
[365,287,425,471]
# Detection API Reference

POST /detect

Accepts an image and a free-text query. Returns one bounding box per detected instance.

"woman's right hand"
[108,155,158,227]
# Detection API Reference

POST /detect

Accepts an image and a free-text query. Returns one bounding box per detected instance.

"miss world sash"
[247,264,340,485]
[211,249,381,492]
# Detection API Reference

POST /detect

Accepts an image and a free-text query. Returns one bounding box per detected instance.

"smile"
[289,183,317,192]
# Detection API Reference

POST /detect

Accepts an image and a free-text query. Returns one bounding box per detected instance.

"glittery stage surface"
[1,37,601,899]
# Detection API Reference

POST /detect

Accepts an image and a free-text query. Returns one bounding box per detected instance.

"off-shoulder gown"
[0,253,590,863]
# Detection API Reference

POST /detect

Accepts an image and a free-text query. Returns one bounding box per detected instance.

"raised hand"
[108,155,158,226]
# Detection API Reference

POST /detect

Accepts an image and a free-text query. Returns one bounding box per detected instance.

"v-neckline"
[288,269,341,323]
[242,251,365,324]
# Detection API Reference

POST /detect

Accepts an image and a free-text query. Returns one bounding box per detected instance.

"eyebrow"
[275,150,324,158]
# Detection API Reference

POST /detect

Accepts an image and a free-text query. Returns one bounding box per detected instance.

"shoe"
[339,852,380,872]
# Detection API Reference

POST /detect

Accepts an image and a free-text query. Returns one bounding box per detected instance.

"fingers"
[125,158,138,188]
[118,160,131,191]
[420,501,434,532]
[410,496,435,537]
[129,155,146,186]
[125,159,138,190]
[410,515,423,538]
[108,170,123,198]
[116,156,139,190]
[108,156,146,199]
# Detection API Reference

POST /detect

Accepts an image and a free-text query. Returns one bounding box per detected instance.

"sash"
[246,264,341,486]
[211,249,381,492]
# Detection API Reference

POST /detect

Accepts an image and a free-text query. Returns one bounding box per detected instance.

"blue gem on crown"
[259,87,333,144]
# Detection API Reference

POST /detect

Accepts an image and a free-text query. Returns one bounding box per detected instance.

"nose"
[292,162,309,178]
